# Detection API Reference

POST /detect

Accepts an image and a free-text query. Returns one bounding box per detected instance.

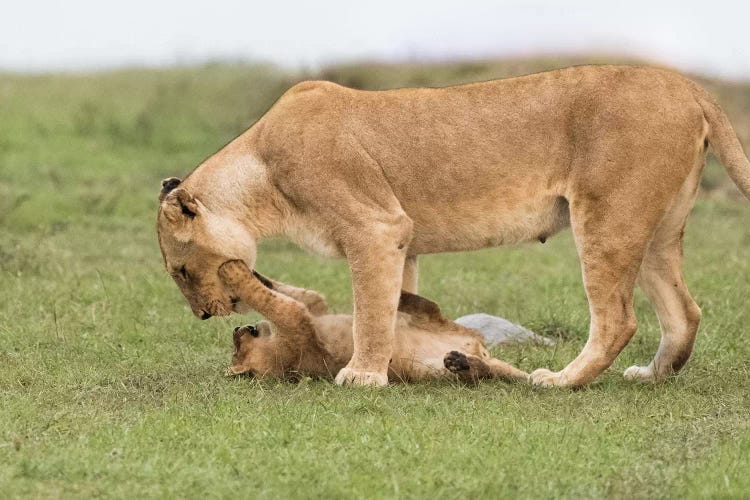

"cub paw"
[444,351,471,373]
[334,367,388,387]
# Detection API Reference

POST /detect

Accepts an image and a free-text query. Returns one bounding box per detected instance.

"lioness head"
[226,322,278,377]
[157,177,257,319]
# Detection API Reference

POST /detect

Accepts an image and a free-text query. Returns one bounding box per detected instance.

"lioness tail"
[693,83,750,201]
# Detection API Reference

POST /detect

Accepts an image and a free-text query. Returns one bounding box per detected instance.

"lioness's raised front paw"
[623,364,661,383]
[529,368,570,387]
[334,367,388,387]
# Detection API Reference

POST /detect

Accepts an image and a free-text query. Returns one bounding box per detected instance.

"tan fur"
[157,65,750,387]
[219,261,527,383]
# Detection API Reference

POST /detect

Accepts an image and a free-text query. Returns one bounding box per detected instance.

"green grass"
[1,61,749,499]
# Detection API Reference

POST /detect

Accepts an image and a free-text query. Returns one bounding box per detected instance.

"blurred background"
[2,3,750,496]
[3,0,750,78]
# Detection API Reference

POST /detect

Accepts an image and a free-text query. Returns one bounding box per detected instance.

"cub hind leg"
[444,351,528,383]
[402,255,419,294]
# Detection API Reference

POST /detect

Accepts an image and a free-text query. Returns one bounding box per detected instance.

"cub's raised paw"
[444,351,471,374]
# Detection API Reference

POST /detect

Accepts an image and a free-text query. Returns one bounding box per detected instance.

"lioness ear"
[174,189,198,219]
[161,188,199,225]
[159,177,181,202]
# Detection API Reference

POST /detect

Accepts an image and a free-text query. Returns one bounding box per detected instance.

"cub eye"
[178,266,188,279]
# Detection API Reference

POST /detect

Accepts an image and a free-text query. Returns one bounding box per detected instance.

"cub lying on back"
[219,260,527,383]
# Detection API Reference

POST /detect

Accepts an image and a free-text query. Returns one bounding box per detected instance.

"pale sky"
[2,0,749,78]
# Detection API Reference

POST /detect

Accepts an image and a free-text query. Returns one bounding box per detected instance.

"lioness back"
[251,65,705,254]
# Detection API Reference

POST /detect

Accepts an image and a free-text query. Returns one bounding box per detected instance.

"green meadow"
[1,60,749,498]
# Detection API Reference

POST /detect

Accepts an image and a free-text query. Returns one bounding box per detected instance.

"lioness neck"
[183,145,292,240]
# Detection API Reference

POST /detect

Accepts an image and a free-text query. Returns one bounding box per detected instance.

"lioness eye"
[179,266,188,279]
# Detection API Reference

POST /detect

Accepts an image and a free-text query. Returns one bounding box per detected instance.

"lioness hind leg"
[530,178,688,387]
[625,167,702,382]
[530,211,652,387]
[625,242,701,382]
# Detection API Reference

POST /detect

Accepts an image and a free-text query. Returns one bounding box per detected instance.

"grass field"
[1,61,749,499]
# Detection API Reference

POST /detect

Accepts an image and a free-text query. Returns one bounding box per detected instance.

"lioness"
[157,65,750,387]
[219,261,528,383]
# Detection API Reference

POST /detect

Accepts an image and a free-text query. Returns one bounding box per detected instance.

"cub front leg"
[253,271,329,316]
[335,216,413,387]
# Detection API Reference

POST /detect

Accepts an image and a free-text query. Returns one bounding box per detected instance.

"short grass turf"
[1,63,749,499]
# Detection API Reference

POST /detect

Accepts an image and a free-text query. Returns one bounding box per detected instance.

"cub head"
[157,177,257,319]
[226,322,277,377]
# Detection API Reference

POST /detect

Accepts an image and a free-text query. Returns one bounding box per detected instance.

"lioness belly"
[407,193,570,254]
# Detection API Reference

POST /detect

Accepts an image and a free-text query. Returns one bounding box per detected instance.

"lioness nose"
[199,311,212,320]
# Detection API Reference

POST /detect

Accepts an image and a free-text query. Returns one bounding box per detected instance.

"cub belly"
[389,326,483,381]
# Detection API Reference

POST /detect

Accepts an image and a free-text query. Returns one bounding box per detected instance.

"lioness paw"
[529,368,570,387]
[334,367,388,387]
[623,364,661,383]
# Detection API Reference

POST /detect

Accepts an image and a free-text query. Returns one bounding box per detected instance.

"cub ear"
[159,177,182,202]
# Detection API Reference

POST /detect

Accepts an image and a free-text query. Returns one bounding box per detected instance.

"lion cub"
[219,260,527,383]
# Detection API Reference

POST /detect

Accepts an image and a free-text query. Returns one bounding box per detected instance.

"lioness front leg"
[334,217,413,387]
